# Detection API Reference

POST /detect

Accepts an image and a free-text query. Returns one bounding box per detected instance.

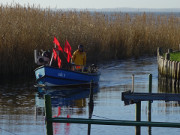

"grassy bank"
[170,52,180,61]
[1,4,180,76]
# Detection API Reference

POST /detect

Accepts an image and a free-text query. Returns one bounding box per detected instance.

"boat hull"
[35,66,100,86]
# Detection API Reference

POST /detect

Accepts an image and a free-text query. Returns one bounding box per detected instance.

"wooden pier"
[44,74,180,135]
[122,91,180,105]
[157,47,180,90]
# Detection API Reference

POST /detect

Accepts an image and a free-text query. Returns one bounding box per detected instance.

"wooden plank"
[172,61,175,79]
[122,91,180,105]
[160,58,164,74]
[170,61,172,78]
[163,59,166,76]
[177,63,179,80]
[178,63,180,88]
[174,62,177,80]
[166,60,169,77]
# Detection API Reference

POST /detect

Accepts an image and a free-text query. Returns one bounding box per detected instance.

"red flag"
[57,56,61,68]
[67,54,70,63]
[64,40,72,63]
[53,37,63,52]
[53,49,57,60]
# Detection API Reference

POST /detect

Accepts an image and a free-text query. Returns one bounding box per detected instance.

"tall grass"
[0,4,180,76]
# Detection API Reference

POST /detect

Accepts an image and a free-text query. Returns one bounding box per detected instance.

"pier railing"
[44,74,180,135]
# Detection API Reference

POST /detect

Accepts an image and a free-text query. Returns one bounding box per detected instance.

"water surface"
[0,57,180,135]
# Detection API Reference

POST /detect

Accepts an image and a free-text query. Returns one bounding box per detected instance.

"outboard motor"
[34,50,51,66]
[88,64,98,73]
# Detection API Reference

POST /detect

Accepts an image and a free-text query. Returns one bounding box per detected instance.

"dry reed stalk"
[0,4,180,76]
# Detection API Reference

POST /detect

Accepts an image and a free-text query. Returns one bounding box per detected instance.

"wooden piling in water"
[157,47,180,90]
[88,81,94,135]
[132,74,134,92]
[136,102,141,135]
[148,74,152,135]
[168,49,173,53]
[165,53,170,60]
[45,95,53,135]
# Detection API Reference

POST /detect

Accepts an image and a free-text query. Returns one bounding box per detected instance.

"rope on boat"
[0,127,18,135]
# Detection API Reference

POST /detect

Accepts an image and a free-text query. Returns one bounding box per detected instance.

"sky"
[0,0,180,9]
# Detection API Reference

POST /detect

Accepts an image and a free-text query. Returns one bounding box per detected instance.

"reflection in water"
[36,85,99,107]
[158,74,180,93]
[158,76,180,111]
[36,86,98,135]
[0,82,39,135]
[158,72,180,111]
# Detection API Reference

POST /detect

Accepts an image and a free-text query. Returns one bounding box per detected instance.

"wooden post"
[34,50,38,64]
[168,49,173,53]
[165,53,170,60]
[174,61,176,80]
[89,81,94,106]
[148,74,152,135]
[88,81,94,135]
[136,102,141,135]
[177,63,180,82]
[132,74,134,92]
[157,47,162,56]
[45,95,53,135]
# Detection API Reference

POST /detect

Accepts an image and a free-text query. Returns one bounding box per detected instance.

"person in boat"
[71,44,86,71]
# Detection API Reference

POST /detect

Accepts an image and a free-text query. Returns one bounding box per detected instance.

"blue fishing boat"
[34,66,100,87]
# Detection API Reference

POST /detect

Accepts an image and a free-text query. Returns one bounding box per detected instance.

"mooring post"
[88,81,94,135]
[168,49,173,53]
[89,81,94,107]
[165,53,170,60]
[157,47,162,56]
[136,101,141,135]
[45,95,53,135]
[148,74,152,135]
[132,74,135,92]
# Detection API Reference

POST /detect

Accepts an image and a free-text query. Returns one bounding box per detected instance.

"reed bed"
[1,4,180,77]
